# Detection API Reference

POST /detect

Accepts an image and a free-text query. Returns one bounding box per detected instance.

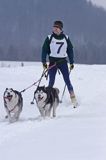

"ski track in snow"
[0,63,106,160]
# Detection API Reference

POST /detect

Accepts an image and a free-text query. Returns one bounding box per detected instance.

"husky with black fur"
[3,88,23,123]
[34,86,59,118]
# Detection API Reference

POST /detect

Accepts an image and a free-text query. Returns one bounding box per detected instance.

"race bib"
[49,36,68,58]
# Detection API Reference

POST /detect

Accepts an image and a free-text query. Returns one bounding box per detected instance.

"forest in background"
[0,0,106,64]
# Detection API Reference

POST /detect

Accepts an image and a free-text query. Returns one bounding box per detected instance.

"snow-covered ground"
[0,63,106,160]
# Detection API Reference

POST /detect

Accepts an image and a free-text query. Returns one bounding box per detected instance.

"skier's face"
[53,26,62,35]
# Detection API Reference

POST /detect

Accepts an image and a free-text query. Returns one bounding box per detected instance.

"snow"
[0,62,106,160]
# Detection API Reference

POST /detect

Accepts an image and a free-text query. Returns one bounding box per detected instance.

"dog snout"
[38,94,41,98]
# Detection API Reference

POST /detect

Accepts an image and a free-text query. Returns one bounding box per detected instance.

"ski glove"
[70,64,74,70]
[43,63,48,69]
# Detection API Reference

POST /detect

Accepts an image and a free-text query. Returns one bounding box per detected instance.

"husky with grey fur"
[34,86,59,118]
[3,88,23,123]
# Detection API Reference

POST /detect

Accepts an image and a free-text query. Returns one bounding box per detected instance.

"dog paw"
[5,115,8,119]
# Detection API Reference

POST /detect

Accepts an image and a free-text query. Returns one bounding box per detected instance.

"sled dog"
[3,88,23,123]
[34,86,59,118]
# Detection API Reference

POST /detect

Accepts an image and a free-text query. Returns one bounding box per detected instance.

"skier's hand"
[70,64,74,70]
[43,63,48,70]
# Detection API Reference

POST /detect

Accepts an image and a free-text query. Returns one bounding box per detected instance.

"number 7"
[56,42,64,54]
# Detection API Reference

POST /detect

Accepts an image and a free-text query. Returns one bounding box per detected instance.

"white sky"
[88,0,106,9]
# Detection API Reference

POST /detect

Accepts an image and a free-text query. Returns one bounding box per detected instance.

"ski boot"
[70,92,78,108]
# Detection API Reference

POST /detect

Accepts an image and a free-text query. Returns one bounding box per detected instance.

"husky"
[34,86,59,118]
[3,88,23,123]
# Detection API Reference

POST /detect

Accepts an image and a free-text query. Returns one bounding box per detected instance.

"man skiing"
[41,20,77,107]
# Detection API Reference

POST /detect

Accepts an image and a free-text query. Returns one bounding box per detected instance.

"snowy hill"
[0,63,106,160]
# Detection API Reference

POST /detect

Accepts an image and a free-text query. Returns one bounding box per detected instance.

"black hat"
[53,20,63,30]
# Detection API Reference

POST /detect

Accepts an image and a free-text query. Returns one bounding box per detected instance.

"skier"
[41,20,78,107]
